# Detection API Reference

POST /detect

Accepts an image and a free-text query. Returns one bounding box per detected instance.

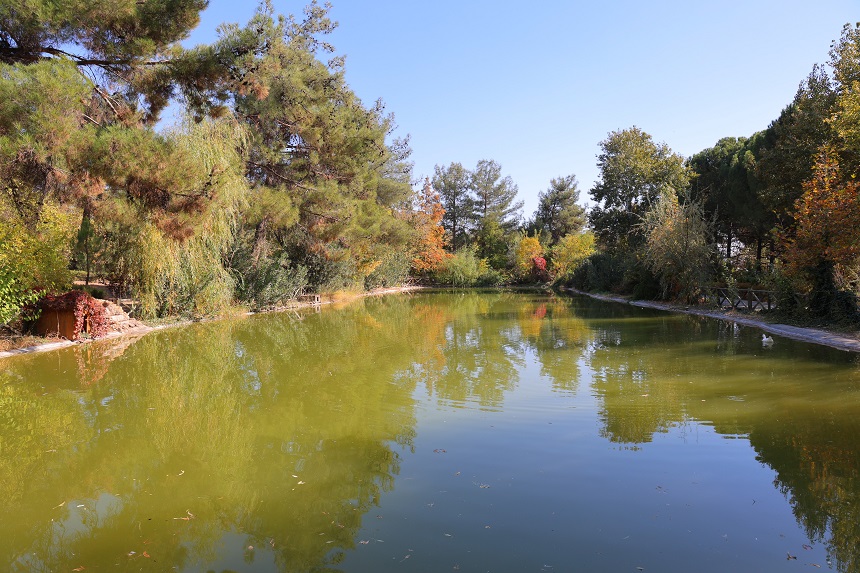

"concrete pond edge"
[564,288,860,353]
[4,285,860,360]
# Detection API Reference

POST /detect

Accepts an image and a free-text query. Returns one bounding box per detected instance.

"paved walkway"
[569,289,860,353]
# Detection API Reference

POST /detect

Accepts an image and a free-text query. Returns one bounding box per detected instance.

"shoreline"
[564,288,860,353]
[0,285,426,361]
[5,285,860,360]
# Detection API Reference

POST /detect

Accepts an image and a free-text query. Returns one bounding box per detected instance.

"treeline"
[3,3,859,328]
[426,160,594,287]
[0,1,445,325]
[569,23,860,323]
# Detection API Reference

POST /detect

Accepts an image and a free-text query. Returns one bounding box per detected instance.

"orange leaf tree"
[780,150,860,315]
[411,179,451,275]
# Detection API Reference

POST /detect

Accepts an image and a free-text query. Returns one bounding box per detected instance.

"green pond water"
[2,291,860,573]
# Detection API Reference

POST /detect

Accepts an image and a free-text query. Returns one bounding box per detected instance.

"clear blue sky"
[181,1,858,217]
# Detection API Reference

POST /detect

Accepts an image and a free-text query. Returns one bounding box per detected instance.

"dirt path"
[566,288,860,353]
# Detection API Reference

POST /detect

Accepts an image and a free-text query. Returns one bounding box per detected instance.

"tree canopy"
[588,127,689,252]
[533,174,585,245]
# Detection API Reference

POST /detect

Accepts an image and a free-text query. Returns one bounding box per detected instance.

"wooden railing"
[708,287,775,311]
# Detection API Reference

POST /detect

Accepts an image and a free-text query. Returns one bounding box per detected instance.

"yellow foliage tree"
[551,232,596,279]
[515,235,544,279]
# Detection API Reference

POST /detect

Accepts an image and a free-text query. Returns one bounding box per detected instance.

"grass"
[0,332,65,353]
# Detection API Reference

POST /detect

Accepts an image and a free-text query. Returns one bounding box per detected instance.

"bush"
[551,232,595,280]
[514,235,544,280]
[235,254,308,310]
[434,246,503,287]
[28,290,109,339]
[0,201,75,325]
[568,252,627,292]
[365,251,412,290]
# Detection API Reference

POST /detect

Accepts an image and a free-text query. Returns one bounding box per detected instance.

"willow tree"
[640,190,714,302]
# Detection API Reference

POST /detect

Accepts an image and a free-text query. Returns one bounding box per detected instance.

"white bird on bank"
[762,334,774,346]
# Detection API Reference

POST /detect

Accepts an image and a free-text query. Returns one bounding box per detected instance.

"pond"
[2,291,860,572]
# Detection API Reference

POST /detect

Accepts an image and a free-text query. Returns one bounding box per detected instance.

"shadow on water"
[1,291,859,571]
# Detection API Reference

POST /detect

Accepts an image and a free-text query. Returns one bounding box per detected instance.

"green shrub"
[365,251,412,290]
[568,252,626,292]
[434,246,504,287]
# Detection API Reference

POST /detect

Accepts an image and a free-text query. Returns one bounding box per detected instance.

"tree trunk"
[725,226,732,260]
[756,235,763,271]
[251,216,271,266]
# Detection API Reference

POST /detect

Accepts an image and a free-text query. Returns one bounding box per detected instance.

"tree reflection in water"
[2,292,860,571]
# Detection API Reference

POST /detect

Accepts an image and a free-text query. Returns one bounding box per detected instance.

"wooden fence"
[707,286,775,311]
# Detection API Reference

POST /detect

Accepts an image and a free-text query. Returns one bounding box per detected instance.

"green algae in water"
[1,291,859,572]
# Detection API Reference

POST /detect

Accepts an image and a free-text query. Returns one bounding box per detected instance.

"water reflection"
[1,292,860,571]
[0,299,424,571]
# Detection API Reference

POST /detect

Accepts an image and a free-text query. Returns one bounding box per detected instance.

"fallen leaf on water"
[53,501,66,509]
[142,551,150,558]
[803,544,813,550]
[434,449,447,454]
[809,564,821,568]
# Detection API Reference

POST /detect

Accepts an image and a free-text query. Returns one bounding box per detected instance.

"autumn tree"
[514,235,544,280]
[410,178,450,275]
[551,232,595,280]
[780,150,860,317]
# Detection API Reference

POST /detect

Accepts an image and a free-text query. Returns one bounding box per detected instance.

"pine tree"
[533,175,585,245]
